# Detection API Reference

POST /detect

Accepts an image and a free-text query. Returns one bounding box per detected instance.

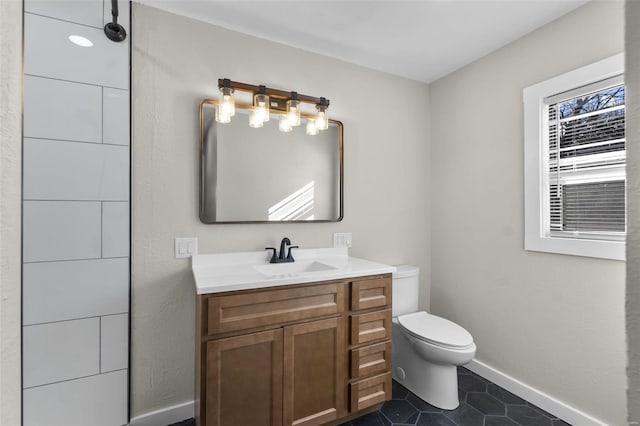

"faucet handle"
[265,247,277,263]
[286,245,299,261]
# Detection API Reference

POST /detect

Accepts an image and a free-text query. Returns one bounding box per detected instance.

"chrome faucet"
[265,237,299,263]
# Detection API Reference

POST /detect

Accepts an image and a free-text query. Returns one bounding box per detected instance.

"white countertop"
[191,247,396,294]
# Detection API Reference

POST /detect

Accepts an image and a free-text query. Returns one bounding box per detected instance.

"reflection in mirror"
[200,100,343,223]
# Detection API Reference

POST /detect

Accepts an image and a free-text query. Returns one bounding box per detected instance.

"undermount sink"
[253,260,338,277]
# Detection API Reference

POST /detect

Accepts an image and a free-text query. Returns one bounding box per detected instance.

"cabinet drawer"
[208,282,345,334]
[349,372,392,412]
[350,276,391,311]
[350,310,392,346]
[350,340,392,379]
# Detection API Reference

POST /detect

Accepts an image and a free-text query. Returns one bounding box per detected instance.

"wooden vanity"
[195,273,393,426]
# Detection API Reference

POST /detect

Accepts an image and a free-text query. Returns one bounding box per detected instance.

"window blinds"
[546,76,625,238]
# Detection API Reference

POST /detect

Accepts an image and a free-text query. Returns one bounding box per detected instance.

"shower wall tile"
[100,314,128,372]
[23,370,128,426]
[23,258,129,325]
[25,13,128,89]
[23,138,129,201]
[102,202,129,258]
[23,318,100,388]
[23,201,101,262]
[103,88,130,145]
[24,0,104,28]
[24,76,102,143]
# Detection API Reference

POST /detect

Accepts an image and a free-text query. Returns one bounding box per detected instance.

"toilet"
[392,265,476,410]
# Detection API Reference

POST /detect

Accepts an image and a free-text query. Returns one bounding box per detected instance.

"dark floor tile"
[484,416,521,426]
[507,405,553,426]
[466,392,506,415]
[392,380,410,399]
[416,412,458,426]
[458,366,473,375]
[458,374,488,393]
[351,411,390,426]
[406,393,442,413]
[526,402,556,418]
[381,399,419,424]
[552,419,571,426]
[443,402,485,426]
[405,412,419,424]
[488,383,527,405]
[458,388,467,403]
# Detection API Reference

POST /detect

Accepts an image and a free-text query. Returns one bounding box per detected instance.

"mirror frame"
[199,99,344,224]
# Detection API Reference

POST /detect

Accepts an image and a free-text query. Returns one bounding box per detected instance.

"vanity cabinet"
[195,274,392,426]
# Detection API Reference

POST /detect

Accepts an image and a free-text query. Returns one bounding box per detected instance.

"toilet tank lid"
[393,265,419,279]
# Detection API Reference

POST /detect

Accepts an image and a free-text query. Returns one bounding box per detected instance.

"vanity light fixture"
[249,85,270,128]
[216,78,331,134]
[315,98,329,131]
[216,78,235,124]
[286,92,301,127]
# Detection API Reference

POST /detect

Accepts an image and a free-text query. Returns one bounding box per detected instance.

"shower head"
[104,0,127,42]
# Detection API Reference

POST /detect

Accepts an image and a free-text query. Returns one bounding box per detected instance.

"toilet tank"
[392,265,420,316]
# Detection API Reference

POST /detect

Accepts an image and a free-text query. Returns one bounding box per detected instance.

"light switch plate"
[175,237,198,258]
[333,232,352,248]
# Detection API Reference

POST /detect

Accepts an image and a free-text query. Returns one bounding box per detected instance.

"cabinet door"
[206,329,283,426]
[283,317,346,426]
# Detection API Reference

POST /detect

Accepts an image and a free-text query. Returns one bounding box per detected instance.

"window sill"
[525,234,624,261]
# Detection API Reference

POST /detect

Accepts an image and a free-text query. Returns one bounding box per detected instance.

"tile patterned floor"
[169,367,570,426]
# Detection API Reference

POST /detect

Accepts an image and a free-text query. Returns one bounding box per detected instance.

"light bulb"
[249,110,264,128]
[286,99,301,127]
[306,119,319,135]
[279,115,293,132]
[254,93,270,123]
[315,110,329,131]
[217,86,235,123]
[216,107,231,124]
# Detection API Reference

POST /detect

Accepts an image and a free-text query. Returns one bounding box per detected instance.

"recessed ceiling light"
[68,35,93,47]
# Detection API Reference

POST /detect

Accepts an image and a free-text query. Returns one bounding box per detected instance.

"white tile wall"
[23,258,129,325]
[23,318,100,388]
[100,314,128,372]
[24,0,104,28]
[25,13,128,89]
[103,88,130,145]
[102,202,129,258]
[23,138,129,201]
[24,76,102,143]
[23,201,102,262]
[23,369,128,426]
[22,1,130,421]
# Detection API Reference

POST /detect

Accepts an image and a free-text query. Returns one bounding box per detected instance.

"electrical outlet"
[333,232,352,248]
[175,237,198,258]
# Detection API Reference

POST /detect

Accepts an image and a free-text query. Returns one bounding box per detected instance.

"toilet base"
[392,322,473,410]
[393,362,460,410]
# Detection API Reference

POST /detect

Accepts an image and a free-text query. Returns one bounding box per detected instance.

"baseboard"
[128,400,194,426]
[466,359,607,426]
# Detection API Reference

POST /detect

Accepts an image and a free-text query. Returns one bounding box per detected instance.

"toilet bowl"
[392,266,476,410]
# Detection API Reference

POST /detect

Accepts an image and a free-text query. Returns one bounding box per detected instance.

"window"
[524,54,625,260]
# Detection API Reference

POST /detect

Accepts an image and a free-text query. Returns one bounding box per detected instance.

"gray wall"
[429,1,626,424]
[0,1,22,424]
[627,0,640,423]
[131,4,430,417]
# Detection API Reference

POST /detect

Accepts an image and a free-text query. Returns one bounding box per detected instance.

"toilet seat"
[397,311,474,350]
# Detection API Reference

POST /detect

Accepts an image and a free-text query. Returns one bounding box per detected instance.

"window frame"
[523,53,625,261]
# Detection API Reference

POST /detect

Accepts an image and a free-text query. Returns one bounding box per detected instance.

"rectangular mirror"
[199,100,343,223]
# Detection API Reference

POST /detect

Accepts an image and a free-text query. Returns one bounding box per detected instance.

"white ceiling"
[140,0,590,83]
